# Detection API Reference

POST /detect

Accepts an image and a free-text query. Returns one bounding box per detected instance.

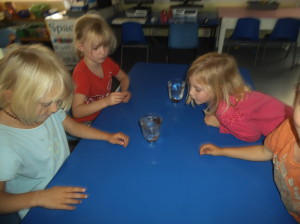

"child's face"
[79,37,109,64]
[188,75,213,105]
[34,90,62,124]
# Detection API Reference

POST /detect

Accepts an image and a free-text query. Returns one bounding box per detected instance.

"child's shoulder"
[73,60,90,77]
[243,90,276,103]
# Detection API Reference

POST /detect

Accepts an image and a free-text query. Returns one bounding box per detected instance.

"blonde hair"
[186,52,250,115]
[74,14,117,59]
[0,44,74,125]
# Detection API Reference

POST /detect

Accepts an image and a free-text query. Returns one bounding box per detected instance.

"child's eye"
[41,102,52,107]
[41,100,63,108]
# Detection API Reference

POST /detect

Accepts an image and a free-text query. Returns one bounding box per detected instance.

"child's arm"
[204,114,220,128]
[0,181,87,214]
[115,69,131,103]
[200,143,273,161]
[63,115,129,147]
[72,92,126,119]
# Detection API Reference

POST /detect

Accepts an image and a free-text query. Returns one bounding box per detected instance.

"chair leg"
[291,43,297,70]
[121,46,124,69]
[226,42,231,53]
[261,44,267,64]
[254,42,261,67]
[283,43,292,59]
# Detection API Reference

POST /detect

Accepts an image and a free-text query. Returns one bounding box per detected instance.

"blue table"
[22,63,295,224]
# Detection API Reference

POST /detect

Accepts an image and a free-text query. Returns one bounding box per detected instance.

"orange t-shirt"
[264,118,300,222]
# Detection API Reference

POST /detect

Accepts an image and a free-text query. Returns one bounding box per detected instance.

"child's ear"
[75,41,84,51]
[3,90,13,103]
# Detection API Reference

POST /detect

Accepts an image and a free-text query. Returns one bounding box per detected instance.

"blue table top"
[22,63,295,224]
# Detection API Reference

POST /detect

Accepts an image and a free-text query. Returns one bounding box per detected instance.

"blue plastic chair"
[121,22,149,68]
[261,18,300,69]
[226,18,261,66]
[167,23,199,63]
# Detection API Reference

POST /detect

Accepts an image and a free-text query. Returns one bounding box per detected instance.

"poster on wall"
[45,16,79,71]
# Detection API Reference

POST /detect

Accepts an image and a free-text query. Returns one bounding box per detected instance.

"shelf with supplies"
[4,16,51,43]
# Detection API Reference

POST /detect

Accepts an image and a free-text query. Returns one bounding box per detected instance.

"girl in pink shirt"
[199,81,300,222]
[187,52,292,142]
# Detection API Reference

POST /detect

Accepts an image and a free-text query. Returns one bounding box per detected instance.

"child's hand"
[200,144,222,156]
[108,132,129,147]
[204,114,220,127]
[106,92,126,106]
[37,186,88,210]
[121,90,132,103]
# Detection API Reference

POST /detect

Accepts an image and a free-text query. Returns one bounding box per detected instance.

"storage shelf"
[20,37,50,42]
[5,15,45,22]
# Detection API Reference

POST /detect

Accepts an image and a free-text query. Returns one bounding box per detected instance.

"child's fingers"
[58,204,77,210]
[199,144,212,155]
[64,186,87,193]
[120,136,129,147]
[112,92,126,98]
[67,192,88,199]
[64,198,83,205]
[117,133,129,147]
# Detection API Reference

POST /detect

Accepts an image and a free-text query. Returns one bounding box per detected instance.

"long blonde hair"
[74,14,117,59]
[186,52,250,115]
[0,44,74,124]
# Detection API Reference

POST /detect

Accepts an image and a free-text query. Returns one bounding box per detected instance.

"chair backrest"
[0,28,20,48]
[268,18,300,42]
[121,22,146,44]
[231,18,260,41]
[168,23,199,49]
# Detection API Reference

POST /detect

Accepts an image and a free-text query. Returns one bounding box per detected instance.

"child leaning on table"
[187,52,293,142]
[72,14,131,124]
[0,44,129,220]
[200,82,300,223]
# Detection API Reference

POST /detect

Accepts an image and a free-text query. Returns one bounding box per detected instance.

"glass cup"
[139,114,163,143]
[167,79,186,103]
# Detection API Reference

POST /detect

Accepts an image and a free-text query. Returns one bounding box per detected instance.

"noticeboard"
[45,16,79,71]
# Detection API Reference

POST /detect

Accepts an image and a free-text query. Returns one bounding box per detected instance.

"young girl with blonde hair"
[72,14,131,124]
[187,52,292,142]
[200,82,300,222]
[0,44,129,221]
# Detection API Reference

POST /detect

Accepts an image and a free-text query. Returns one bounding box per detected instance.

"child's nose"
[189,88,194,96]
[99,46,106,53]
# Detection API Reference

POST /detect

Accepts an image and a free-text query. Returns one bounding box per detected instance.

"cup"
[167,79,186,103]
[139,114,162,143]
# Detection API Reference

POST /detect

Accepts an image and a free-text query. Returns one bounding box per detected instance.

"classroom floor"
[111,37,300,107]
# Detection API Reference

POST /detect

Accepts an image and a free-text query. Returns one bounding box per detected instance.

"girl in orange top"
[200,82,300,222]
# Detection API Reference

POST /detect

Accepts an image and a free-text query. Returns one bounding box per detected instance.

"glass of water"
[167,79,186,103]
[139,114,163,143]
